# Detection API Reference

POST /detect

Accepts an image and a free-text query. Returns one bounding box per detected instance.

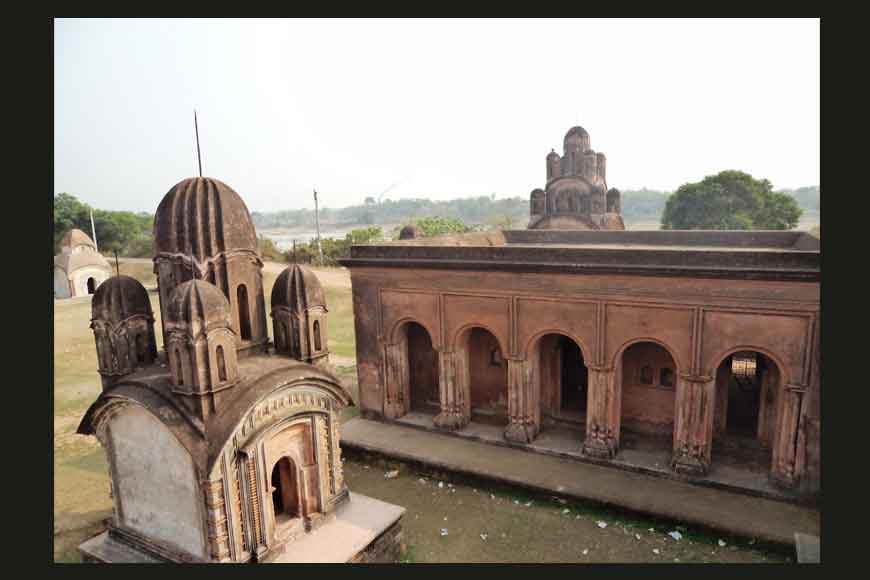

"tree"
[661,170,802,230]
[410,216,470,237]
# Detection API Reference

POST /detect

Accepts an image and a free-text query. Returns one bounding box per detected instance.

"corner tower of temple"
[529,126,625,231]
[153,177,268,356]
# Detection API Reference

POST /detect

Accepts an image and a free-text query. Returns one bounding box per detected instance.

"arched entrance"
[404,322,440,413]
[534,333,588,427]
[712,351,781,469]
[619,341,678,453]
[270,457,300,522]
[87,277,96,294]
[459,327,508,426]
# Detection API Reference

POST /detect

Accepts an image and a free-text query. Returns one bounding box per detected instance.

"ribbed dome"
[61,228,97,250]
[91,275,152,324]
[564,126,590,140]
[563,126,591,152]
[54,249,111,275]
[398,224,421,240]
[167,279,233,330]
[271,264,326,313]
[154,177,257,261]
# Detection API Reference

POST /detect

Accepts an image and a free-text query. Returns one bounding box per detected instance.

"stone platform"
[341,417,819,546]
[79,492,405,564]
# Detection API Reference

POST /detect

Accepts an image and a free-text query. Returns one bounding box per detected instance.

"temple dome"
[563,126,591,152]
[546,149,559,160]
[154,177,257,261]
[54,250,111,274]
[91,275,153,325]
[398,224,421,240]
[564,126,590,140]
[167,279,233,331]
[271,264,326,313]
[61,228,97,250]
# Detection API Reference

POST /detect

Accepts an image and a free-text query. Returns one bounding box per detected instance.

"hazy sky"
[54,18,820,213]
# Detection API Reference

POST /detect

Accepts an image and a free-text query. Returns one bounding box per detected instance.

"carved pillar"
[382,340,408,419]
[672,373,715,476]
[771,383,806,489]
[434,349,469,430]
[583,365,619,458]
[504,358,538,443]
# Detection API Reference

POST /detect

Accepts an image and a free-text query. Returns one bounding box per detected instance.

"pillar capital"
[586,363,614,373]
[679,373,713,384]
[784,383,808,393]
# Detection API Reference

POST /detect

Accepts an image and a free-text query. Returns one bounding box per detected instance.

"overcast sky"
[54,18,819,213]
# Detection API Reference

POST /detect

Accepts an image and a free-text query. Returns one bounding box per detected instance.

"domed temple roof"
[398,224,421,240]
[167,279,233,332]
[564,126,590,140]
[54,248,111,275]
[61,228,97,250]
[154,177,257,261]
[91,275,153,324]
[271,264,326,313]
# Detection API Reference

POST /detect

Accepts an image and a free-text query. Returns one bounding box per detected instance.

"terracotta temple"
[340,226,820,498]
[76,177,404,563]
[528,126,625,230]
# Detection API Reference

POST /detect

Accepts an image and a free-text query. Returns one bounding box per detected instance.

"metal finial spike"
[194,109,203,177]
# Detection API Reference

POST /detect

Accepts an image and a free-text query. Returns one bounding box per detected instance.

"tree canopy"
[54,193,154,256]
[661,170,802,230]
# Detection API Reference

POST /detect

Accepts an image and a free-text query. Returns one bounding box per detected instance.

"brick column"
[504,358,538,443]
[771,383,807,489]
[672,373,715,476]
[382,341,408,419]
[434,350,469,430]
[583,365,619,459]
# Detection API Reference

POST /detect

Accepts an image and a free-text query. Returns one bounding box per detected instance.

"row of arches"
[397,321,783,474]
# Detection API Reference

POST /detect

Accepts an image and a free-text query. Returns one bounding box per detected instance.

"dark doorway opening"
[559,336,587,414]
[726,352,763,437]
[86,277,96,294]
[271,457,299,521]
[407,322,439,413]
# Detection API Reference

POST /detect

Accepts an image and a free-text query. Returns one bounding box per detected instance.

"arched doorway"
[460,327,508,426]
[403,322,439,413]
[619,341,678,452]
[535,333,588,427]
[270,457,300,522]
[87,277,96,294]
[713,351,781,464]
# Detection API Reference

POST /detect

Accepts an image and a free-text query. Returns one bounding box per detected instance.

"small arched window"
[136,334,147,364]
[313,320,322,351]
[639,365,654,385]
[237,284,252,340]
[216,345,227,382]
[174,346,184,385]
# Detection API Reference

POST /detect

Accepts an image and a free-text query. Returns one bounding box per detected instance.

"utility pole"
[90,210,98,253]
[194,109,203,177]
[313,189,324,267]
[114,249,120,276]
[292,239,297,264]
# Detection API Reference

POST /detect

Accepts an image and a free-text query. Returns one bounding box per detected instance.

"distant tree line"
[54,193,154,257]
[55,179,820,260]
[250,186,819,231]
